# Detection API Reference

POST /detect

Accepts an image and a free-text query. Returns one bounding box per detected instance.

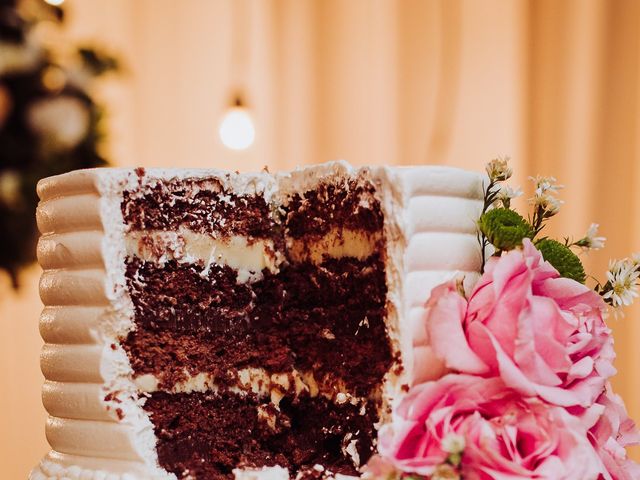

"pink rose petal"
[418,239,615,408]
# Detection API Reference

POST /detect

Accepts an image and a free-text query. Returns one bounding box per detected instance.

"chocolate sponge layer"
[122,255,392,397]
[121,175,383,240]
[284,180,383,239]
[145,390,378,480]
[121,176,276,238]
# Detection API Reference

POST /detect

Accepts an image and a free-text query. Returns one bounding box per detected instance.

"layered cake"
[31,161,483,480]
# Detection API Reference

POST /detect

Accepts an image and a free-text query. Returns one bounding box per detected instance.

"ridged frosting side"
[395,166,484,386]
[32,169,173,480]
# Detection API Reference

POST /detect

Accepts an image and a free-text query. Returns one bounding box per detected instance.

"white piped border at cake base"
[29,450,174,480]
[232,465,360,480]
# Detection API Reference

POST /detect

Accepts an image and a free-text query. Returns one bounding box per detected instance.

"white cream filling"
[125,228,283,282]
[125,226,382,285]
[287,228,381,264]
[134,367,368,409]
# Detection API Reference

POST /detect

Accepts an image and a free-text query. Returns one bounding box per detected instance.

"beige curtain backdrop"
[1,0,639,477]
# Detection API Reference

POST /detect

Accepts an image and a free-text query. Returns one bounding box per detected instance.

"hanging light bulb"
[219,95,255,151]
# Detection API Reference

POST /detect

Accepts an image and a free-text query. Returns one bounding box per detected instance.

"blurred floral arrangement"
[0,0,117,287]
[364,159,640,479]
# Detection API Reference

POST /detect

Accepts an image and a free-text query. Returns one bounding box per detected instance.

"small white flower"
[441,432,466,454]
[485,157,512,182]
[494,184,523,208]
[608,259,629,274]
[603,259,640,308]
[530,192,564,217]
[529,175,564,195]
[584,223,606,250]
[575,223,606,250]
[631,253,640,268]
[431,463,461,480]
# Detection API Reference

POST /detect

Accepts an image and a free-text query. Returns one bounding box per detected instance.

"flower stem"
[478,179,498,273]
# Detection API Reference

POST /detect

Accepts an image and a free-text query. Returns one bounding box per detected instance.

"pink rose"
[428,239,615,407]
[377,374,605,479]
[575,385,640,480]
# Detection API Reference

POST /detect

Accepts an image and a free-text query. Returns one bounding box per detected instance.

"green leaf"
[478,208,534,251]
[536,238,586,283]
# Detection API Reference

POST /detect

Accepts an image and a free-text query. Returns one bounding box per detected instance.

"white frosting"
[233,466,289,480]
[31,161,483,480]
[395,167,483,387]
[125,224,380,278]
[230,465,359,480]
[34,169,172,480]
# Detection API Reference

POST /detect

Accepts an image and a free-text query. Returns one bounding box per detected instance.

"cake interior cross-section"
[121,170,394,478]
[32,162,484,480]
